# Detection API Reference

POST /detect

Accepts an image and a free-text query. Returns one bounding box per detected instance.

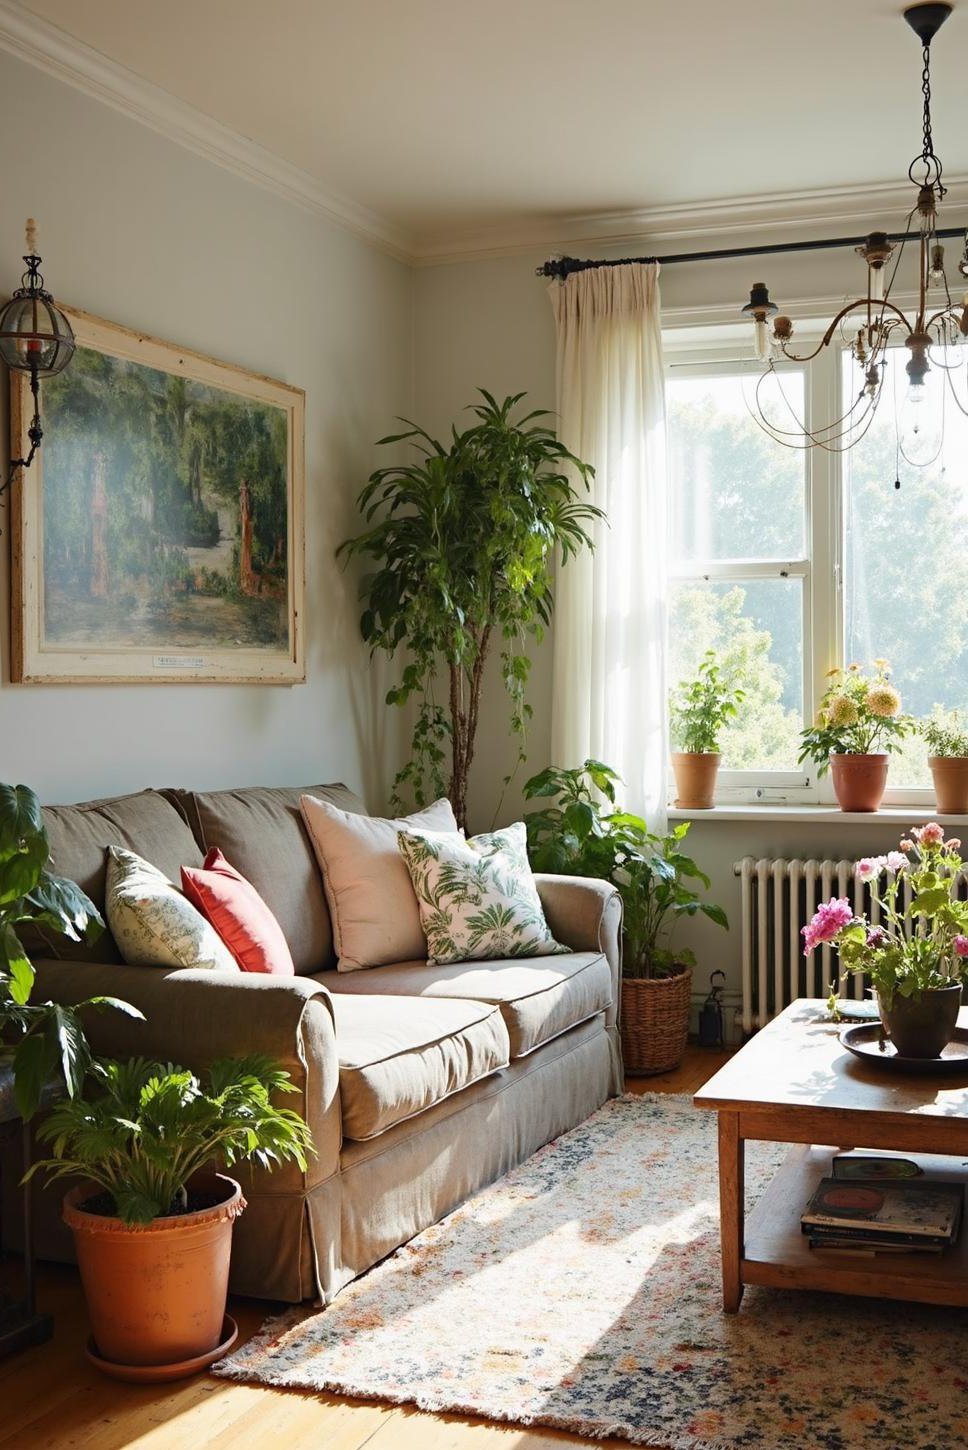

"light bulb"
[869,267,884,302]
[907,380,927,407]
[753,317,770,363]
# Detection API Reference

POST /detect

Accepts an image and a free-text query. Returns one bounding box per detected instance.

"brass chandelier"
[742,2,968,457]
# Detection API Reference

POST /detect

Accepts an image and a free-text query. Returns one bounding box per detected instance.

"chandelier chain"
[911,41,945,193]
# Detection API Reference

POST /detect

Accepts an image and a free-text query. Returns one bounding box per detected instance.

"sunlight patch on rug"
[214,1094,968,1450]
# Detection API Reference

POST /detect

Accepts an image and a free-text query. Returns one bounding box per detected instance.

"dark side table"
[0,1065,54,1354]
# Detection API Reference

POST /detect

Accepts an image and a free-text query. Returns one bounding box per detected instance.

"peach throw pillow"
[300,795,459,971]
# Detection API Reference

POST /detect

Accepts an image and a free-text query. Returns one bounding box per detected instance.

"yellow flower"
[828,694,859,727]
[825,667,842,679]
[867,684,901,718]
[873,657,890,672]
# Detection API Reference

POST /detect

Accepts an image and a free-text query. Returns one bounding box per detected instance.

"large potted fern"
[29,1054,314,1380]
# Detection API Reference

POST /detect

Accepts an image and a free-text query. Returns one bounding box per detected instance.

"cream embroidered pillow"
[397,821,567,965]
[299,795,461,971]
[105,847,240,972]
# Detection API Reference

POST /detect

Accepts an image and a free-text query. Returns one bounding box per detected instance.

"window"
[844,357,968,788]
[664,329,968,804]
[667,361,810,792]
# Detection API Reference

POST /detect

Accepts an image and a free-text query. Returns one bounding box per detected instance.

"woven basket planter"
[620,968,692,1076]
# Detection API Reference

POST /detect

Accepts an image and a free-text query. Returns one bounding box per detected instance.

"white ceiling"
[8,0,968,257]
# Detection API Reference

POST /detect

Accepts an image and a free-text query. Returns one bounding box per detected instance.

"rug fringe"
[212,1359,735,1450]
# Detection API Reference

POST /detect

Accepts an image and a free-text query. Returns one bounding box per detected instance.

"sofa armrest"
[30,959,342,1184]
[534,874,623,1025]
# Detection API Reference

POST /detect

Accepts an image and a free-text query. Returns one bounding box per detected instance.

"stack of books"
[801,1162,963,1256]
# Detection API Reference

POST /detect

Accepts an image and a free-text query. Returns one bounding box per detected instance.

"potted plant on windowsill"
[669,651,744,810]
[804,824,968,1059]
[523,760,728,1074]
[27,1053,314,1381]
[920,710,968,816]
[798,661,909,812]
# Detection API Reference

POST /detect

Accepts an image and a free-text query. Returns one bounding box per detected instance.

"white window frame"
[663,322,934,808]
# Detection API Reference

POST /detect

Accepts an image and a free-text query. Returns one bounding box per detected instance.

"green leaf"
[12,1032,55,1121]
[0,924,34,1005]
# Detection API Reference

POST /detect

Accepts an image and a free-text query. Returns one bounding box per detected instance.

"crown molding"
[412,177,968,267]
[1,2,966,273]
[0,1,415,262]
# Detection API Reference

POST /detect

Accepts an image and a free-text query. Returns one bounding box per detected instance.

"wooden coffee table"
[694,998,968,1313]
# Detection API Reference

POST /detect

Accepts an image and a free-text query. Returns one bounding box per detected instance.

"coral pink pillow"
[181,849,295,976]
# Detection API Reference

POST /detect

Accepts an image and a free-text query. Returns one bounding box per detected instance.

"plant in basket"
[798,660,910,812]
[802,823,968,1059]
[524,761,727,1074]
[27,1053,314,1379]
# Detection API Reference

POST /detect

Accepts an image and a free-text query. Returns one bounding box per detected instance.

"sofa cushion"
[398,821,566,965]
[166,784,365,974]
[331,994,510,1140]
[181,849,295,976]
[319,950,611,1059]
[106,847,240,973]
[300,795,460,973]
[24,790,205,963]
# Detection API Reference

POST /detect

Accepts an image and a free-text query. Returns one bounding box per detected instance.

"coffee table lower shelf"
[743,1144,968,1309]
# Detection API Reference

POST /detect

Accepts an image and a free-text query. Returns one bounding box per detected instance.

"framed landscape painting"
[10,308,305,683]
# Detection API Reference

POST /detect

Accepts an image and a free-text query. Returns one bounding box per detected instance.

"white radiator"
[734,855,968,1034]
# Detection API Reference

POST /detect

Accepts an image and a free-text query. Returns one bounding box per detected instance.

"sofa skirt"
[9,1013,619,1304]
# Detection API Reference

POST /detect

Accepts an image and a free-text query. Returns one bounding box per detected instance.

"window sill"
[667,804,968,826]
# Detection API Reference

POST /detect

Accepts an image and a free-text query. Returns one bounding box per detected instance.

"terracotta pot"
[671,753,720,810]
[829,753,888,812]
[929,756,968,815]
[878,984,963,1059]
[63,1171,245,1371]
[621,968,692,1075]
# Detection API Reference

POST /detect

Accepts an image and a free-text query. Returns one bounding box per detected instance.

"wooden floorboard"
[5,1047,732,1449]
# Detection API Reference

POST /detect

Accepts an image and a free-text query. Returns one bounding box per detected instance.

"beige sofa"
[23,784,623,1303]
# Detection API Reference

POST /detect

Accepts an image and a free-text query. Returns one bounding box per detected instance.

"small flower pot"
[829,753,888,812]
[621,968,692,1075]
[928,756,968,815]
[878,984,963,1059]
[63,1170,245,1378]
[671,753,720,810]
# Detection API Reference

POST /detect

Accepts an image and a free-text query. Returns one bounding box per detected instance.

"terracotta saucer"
[85,1314,239,1383]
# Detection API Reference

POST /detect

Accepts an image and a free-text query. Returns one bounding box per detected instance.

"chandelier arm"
[750,366,877,447]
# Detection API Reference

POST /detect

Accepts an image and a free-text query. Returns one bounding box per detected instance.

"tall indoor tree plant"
[338,391,601,829]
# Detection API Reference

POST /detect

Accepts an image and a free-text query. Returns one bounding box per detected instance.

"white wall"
[413,223,968,1006]
[0,49,414,810]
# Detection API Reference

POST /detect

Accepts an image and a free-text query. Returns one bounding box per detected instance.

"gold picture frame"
[11,307,305,684]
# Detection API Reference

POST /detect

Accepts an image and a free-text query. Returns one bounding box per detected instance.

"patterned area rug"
[215,1094,968,1449]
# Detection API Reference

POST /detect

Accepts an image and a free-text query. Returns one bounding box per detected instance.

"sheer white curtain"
[548,263,668,830]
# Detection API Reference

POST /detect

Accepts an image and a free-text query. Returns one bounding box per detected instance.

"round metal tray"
[839,1023,968,1075]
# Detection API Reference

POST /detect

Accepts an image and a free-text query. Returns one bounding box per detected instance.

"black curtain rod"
[536,227,967,281]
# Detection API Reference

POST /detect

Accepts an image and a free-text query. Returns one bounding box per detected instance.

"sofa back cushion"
[167,784,365,974]
[28,789,205,962]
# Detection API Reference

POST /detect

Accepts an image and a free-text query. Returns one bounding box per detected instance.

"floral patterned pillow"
[105,846,240,972]
[397,822,567,965]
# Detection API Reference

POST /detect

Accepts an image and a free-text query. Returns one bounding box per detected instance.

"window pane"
[669,578,803,769]
[844,360,968,786]
[668,371,806,561]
